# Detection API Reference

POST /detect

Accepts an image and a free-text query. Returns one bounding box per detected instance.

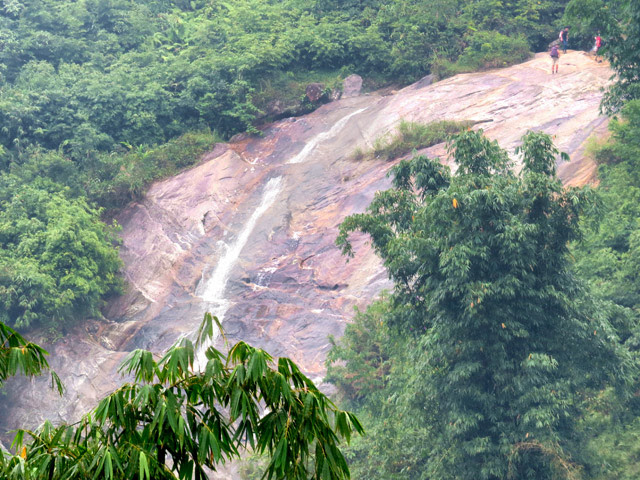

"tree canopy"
[331,130,634,479]
[0,175,122,329]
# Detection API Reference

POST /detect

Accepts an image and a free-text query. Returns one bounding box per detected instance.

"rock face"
[412,73,434,90]
[0,52,612,439]
[305,83,326,102]
[342,74,363,98]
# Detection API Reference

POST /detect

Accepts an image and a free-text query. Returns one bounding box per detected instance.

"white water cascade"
[194,176,283,363]
[287,108,367,164]
[193,107,364,362]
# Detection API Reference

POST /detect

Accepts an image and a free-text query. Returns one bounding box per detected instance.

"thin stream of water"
[194,176,283,365]
[287,108,367,164]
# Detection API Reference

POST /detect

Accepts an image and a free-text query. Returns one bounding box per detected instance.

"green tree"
[336,130,633,479]
[0,314,362,480]
[326,296,430,479]
[0,175,122,329]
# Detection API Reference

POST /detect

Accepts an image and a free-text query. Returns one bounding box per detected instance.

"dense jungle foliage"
[327,123,640,479]
[0,0,572,332]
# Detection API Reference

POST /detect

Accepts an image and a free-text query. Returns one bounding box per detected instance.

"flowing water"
[194,176,283,363]
[287,108,367,164]
[193,106,369,361]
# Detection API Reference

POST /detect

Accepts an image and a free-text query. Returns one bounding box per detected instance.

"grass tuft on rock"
[357,119,473,161]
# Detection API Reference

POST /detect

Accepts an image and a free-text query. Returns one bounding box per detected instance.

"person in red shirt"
[594,33,602,62]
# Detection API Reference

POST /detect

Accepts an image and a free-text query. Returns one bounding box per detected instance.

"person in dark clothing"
[559,26,570,53]
[550,44,560,74]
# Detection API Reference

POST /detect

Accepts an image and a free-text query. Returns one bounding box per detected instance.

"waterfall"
[194,176,283,363]
[287,108,367,164]
[193,107,365,361]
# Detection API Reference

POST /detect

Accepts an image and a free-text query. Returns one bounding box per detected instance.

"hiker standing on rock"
[550,44,560,74]
[593,33,602,62]
[559,26,570,53]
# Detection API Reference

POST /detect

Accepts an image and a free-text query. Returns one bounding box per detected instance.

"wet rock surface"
[0,52,612,440]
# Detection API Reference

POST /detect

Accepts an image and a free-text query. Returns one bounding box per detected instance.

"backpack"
[550,46,559,57]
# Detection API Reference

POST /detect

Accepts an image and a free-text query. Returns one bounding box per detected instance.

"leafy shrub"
[584,135,618,165]
[458,31,531,68]
[432,30,531,79]
[139,130,222,171]
[429,57,467,80]
[251,69,345,121]
[0,176,122,329]
[86,130,221,210]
